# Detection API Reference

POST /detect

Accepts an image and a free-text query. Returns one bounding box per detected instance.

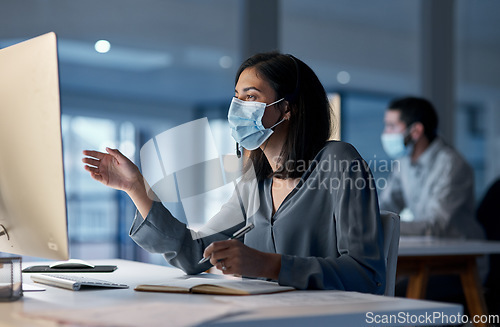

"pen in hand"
[198,223,255,265]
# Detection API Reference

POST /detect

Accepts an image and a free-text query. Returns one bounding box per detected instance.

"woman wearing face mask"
[83,52,385,293]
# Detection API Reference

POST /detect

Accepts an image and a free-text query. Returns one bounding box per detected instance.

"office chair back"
[477,179,500,292]
[380,211,400,296]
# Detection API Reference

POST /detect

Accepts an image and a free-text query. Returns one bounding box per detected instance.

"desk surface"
[399,237,500,256]
[0,259,463,327]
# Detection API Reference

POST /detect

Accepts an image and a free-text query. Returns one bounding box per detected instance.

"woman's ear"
[283,101,292,120]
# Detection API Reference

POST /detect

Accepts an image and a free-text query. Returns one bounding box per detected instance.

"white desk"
[399,237,500,257]
[0,259,462,327]
[398,237,500,327]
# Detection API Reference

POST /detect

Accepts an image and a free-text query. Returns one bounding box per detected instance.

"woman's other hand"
[203,240,281,280]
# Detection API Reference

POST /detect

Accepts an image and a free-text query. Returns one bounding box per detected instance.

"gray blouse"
[129,141,386,294]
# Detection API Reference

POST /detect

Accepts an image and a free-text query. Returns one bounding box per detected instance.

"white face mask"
[380,133,407,158]
[380,126,414,159]
[227,97,285,151]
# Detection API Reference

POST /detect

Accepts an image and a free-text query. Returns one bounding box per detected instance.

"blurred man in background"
[379,96,484,240]
[379,97,487,301]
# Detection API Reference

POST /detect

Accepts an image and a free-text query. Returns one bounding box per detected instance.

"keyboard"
[30,273,129,291]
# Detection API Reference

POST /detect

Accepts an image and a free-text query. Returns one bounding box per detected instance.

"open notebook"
[135,276,294,296]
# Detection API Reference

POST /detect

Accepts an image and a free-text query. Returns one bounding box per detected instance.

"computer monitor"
[0,32,69,260]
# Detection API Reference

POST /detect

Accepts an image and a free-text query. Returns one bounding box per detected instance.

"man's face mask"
[227,97,285,151]
[380,125,414,159]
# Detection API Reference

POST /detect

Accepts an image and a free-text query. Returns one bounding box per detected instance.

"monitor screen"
[0,32,69,260]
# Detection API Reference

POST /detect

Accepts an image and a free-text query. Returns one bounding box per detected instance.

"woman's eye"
[246,95,255,100]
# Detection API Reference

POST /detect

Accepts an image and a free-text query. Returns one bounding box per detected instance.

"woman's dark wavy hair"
[235,52,332,181]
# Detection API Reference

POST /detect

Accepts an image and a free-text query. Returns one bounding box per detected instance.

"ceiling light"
[337,71,351,84]
[95,40,111,54]
[59,40,172,71]
[219,56,233,69]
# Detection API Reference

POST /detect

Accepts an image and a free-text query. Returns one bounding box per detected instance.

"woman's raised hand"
[83,148,153,218]
[82,148,142,193]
